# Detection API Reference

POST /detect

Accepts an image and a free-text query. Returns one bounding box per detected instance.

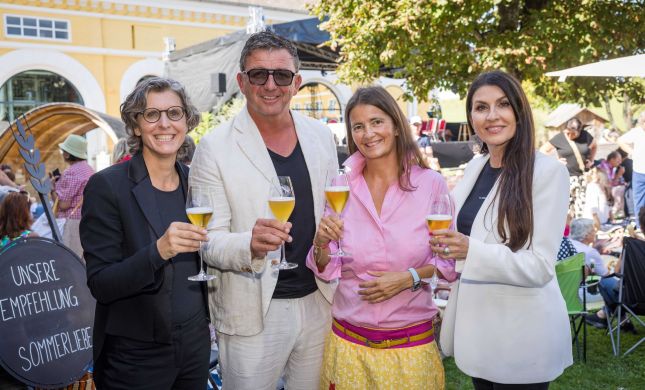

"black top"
[622,158,633,184]
[268,142,318,299]
[457,161,502,237]
[549,130,594,176]
[153,185,206,324]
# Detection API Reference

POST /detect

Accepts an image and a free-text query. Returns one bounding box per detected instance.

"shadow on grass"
[443,319,645,390]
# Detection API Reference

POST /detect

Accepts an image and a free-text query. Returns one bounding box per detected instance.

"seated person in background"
[0,191,38,247]
[569,218,608,277]
[583,167,611,228]
[585,207,645,331]
[598,151,626,220]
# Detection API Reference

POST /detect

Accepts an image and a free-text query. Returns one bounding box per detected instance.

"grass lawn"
[443,318,645,389]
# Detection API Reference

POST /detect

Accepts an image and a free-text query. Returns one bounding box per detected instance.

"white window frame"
[4,14,72,42]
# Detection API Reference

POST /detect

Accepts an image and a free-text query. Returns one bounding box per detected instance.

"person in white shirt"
[569,218,608,276]
[618,112,645,228]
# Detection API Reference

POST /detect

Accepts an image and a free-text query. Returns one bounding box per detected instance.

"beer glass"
[269,176,298,270]
[325,169,351,257]
[426,193,453,289]
[186,185,216,281]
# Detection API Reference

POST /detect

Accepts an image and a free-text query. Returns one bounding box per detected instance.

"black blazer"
[80,153,208,362]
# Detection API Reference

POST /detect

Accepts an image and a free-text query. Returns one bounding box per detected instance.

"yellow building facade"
[0,0,307,125]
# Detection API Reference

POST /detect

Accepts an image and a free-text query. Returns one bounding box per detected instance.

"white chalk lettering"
[17,327,92,372]
[9,260,60,287]
[0,285,79,321]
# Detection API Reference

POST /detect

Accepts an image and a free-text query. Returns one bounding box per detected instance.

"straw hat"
[58,134,88,159]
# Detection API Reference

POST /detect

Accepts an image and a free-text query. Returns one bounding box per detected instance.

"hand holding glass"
[325,169,351,257]
[269,176,298,270]
[425,194,453,289]
[186,186,216,281]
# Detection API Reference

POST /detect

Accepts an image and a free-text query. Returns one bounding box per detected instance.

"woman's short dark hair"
[465,70,535,251]
[344,86,428,191]
[120,77,200,157]
[0,192,32,239]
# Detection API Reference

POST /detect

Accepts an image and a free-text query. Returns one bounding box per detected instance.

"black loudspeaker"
[211,73,226,95]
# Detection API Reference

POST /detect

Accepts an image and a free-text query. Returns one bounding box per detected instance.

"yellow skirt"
[320,331,445,390]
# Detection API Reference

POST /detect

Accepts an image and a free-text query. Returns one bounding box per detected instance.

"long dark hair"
[344,86,428,190]
[465,71,535,251]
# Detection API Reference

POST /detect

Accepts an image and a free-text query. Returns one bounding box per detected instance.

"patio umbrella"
[545,54,645,81]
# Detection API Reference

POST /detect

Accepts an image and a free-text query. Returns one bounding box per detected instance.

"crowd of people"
[0,29,643,390]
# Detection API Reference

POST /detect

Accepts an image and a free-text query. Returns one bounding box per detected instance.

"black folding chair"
[607,237,645,356]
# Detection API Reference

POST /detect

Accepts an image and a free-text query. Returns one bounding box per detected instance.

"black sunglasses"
[242,69,296,86]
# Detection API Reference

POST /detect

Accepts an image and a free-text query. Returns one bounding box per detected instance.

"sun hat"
[410,115,422,125]
[58,134,88,160]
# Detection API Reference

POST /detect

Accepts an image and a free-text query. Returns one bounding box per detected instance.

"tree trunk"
[603,95,615,129]
[623,93,632,133]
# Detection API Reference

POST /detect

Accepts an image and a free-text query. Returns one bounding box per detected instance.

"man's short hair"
[239,30,300,72]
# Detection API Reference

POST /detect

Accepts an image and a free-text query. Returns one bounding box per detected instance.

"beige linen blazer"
[451,152,573,383]
[189,107,339,336]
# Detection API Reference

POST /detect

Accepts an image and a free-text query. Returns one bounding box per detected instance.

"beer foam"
[186,206,213,214]
[426,214,452,221]
[325,186,350,192]
[269,197,295,202]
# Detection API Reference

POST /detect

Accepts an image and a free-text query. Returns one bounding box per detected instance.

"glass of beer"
[269,176,298,270]
[186,185,216,281]
[426,193,453,288]
[325,168,351,257]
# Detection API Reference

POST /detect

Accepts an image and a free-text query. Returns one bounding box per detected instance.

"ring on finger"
[443,246,451,255]
[324,225,330,232]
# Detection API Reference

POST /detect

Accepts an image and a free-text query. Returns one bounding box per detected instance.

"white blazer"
[189,107,339,336]
[451,152,573,383]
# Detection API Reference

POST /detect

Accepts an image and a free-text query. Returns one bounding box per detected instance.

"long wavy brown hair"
[344,86,428,191]
[465,71,535,251]
[0,192,33,240]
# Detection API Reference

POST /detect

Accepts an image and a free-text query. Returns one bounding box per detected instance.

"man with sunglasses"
[190,31,338,389]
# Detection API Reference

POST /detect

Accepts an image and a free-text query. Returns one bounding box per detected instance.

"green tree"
[311,0,645,125]
[190,98,245,144]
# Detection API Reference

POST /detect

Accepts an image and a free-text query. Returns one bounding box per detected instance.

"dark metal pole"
[8,115,62,242]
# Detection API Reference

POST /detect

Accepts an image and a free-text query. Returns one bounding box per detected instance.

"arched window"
[291,82,341,122]
[0,70,83,122]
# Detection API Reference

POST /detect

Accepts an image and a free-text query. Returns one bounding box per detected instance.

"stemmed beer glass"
[268,176,298,270]
[425,193,453,289]
[186,185,216,281]
[325,169,351,257]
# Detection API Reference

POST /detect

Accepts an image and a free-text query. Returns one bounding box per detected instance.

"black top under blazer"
[80,152,208,362]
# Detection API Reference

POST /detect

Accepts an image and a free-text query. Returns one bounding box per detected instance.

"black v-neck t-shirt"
[268,142,318,299]
[457,161,502,237]
[153,185,206,324]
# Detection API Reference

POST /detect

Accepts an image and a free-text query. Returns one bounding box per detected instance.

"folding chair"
[607,237,645,356]
[555,253,589,362]
[437,119,447,142]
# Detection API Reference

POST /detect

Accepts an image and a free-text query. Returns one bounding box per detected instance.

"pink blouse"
[306,152,457,329]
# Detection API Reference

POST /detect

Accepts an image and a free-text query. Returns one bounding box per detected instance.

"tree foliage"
[311,0,645,109]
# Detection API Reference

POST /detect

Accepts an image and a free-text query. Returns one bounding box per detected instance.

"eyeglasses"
[136,106,185,123]
[242,69,296,86]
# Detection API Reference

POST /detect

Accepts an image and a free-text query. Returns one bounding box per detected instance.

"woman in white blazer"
[431,70,572,389]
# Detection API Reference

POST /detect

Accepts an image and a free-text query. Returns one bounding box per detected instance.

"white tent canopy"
[546,54,645,81]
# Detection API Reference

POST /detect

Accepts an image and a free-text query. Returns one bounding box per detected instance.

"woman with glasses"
[80,77,210,389]
[0,191,37,247]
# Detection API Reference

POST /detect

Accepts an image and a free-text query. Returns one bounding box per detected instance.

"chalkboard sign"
[0,237,94,388]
